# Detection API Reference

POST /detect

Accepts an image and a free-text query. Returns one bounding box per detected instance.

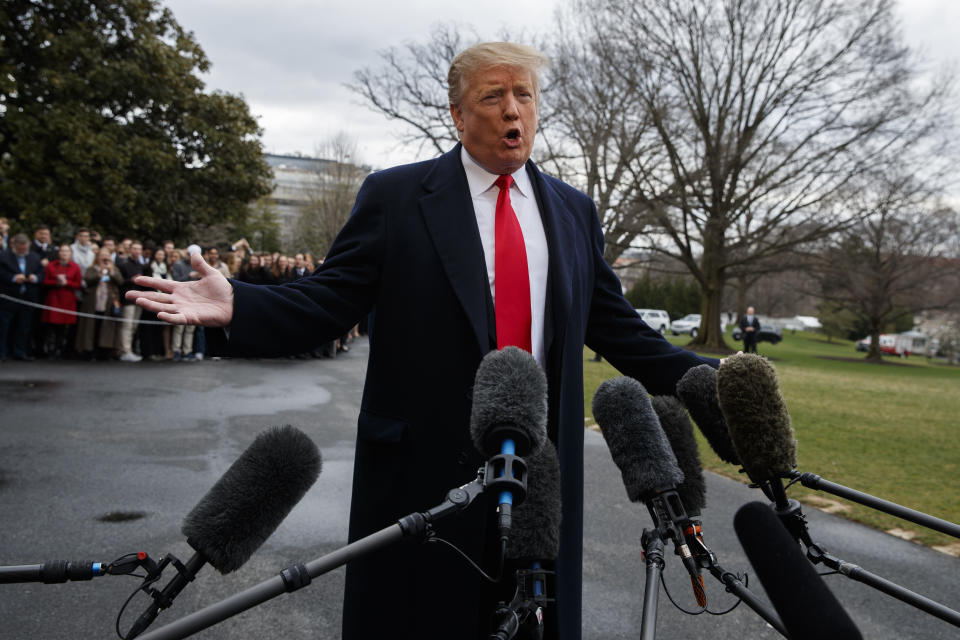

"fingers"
[191,251,217,277]
[156,311,188,325]
[133,274,176,293]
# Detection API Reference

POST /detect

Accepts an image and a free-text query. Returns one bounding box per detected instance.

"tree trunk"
[690,220,733,352]
[866,325,883,362]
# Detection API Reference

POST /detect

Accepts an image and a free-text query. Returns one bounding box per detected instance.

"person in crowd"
[41,243,83,358]
[205,246,231,279]
[0,234,44,361]
[739,305,761,354]
[129,41,719,640]
[101,237,117,263]
[291,253,310,279]
[223,251,242,277]
[70,227,97,274]
[75,248,123,360]
[139,247,174,360]
[117,241,148,362]
[0,217,9,251]
[237,253,273,285]
[271,254,293,283]
[30,224,57,267]
[169,248,198,361]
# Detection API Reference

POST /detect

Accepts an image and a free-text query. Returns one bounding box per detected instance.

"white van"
[635,309,671,334]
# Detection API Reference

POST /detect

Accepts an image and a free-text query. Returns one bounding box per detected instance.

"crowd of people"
[0,218,359,362]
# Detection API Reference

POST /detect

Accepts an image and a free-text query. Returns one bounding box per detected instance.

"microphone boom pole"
[795,472,960,539]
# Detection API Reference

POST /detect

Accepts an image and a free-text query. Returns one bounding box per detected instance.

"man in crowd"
[0,234,44,360]
[30,224,57,267]
[70,227,97,274]
[204,246,231,278]
[130,42,718,640]
[291,253,309,279]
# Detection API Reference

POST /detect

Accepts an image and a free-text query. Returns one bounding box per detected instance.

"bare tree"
[295,133,368,257]
[595,0,952,350]
[812,166,960,361]
[347,24,470,160]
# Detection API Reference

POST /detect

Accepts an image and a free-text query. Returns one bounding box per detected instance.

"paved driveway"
[0,340,956,639]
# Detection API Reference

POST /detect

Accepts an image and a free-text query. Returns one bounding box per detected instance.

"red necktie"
[494,174,532,352]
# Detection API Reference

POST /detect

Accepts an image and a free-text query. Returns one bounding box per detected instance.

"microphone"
[675,364,741,465]
[715,354,798,519]
[591,377,704,604]
[735,502,863,640]
[470,347,549,541]
[651,394,708,607]
[125,425,321,638]
[650,395,705,516]
[505,439,561,563]
[493,440,562,640]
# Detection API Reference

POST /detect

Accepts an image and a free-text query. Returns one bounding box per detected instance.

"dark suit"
[739,314,761,353]
[0,249,44,358]
[227,145,717,639]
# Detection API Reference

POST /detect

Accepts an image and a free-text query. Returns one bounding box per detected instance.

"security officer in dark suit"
[0,234,45,360]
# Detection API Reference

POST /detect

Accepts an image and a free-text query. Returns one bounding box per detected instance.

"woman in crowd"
[75,248,123,360]
[272,254,293,283]
[41,243,83,358]
[237,253,274,285]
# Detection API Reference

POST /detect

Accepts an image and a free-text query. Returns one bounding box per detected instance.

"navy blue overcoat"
[228,145,717,639]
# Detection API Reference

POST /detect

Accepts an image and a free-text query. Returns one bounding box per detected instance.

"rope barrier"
[0,293,171,325]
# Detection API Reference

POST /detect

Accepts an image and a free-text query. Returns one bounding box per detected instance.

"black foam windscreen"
[181,425,321,574]
[506,439,562,561]
[651,395,706,515]
[734,502,863,640]
[676,364,740,465]
[716,353,796,483]
[591,377,684,502]
[470,346,548,457]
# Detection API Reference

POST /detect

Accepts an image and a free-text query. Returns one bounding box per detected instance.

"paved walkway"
[0,340,956,639]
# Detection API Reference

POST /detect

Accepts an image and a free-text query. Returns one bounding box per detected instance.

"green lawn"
[583,330,960,552]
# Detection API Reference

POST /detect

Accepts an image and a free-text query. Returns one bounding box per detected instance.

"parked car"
[635,308,671,334]
[855,331,926,356]
[671,314,702,337]
[732,324,783,344]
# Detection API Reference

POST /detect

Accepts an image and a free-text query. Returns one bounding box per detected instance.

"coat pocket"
[357,410,408,444]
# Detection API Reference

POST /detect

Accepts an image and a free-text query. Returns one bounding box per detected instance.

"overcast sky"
[163,0,959,171]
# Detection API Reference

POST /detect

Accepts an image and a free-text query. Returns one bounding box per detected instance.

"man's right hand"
[127,251,234,327]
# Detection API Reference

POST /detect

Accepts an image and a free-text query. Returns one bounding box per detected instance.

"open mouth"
[504,129,521,146]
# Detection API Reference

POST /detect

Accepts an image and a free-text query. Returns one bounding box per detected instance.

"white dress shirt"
[461,147,549,365]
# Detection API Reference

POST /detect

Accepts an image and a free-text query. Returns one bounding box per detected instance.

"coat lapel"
[419,145,491,355]
[527,161,575,366]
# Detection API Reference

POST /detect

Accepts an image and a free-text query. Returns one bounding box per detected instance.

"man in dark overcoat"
[130,42,719,640]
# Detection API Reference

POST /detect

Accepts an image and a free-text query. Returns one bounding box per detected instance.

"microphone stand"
[489,566,553,640]
[682,519,790,638]
[136,462,516,640]
[760,477,960,629]
[793,472,960,539]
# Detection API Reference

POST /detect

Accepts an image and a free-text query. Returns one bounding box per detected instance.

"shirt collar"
[460,146,532,201]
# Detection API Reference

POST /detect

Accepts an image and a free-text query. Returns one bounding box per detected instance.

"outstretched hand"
[126,251,234,327]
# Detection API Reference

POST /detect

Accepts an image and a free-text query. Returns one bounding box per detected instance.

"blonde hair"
[447,42,548,107]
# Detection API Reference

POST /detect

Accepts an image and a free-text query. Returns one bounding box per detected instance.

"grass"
[583,330,960,552]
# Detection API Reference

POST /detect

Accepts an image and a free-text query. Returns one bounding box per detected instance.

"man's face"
[76,231,90,246]
[450,65,538,175]
[103,239,116,253]
[35,228,51,244]
[0,218,9,234]
[13,240,29,256]
[129,243,142,261]
[747,307,755,316]
[58,245,72,262]
[206,249,220,265]
[294,254,305,268]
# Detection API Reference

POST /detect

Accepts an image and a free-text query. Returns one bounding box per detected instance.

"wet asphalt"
[0,338,957,639]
